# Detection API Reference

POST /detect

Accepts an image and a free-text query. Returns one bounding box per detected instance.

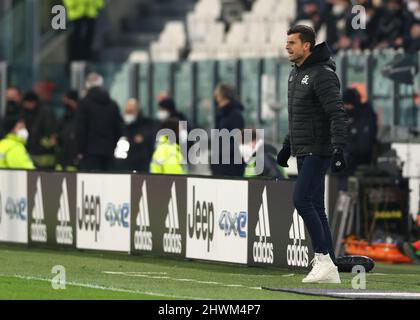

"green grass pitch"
[0,243,419,300]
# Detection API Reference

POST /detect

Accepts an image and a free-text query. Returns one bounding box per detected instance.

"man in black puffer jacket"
[276,25,348,284]
[76,73,123,171]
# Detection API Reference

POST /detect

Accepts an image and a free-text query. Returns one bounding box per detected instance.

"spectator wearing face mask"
[116,98,159,172]
[0,116,34,169]
[240,129,288,179]
[157,96,190,150]
[157,97,187,123]
[56,90,79,171]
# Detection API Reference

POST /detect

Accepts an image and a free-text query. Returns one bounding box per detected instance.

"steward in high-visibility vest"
[0,116,34,170]
[63,0,104,21]
[240,131,288,179]
[150,135,185,175]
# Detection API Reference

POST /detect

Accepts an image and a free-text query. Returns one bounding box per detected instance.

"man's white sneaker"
[302,253,341,283]
[317,266,341,284]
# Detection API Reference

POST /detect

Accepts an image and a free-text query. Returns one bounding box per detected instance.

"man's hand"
[331,148,346,173]
[277,146,291,168]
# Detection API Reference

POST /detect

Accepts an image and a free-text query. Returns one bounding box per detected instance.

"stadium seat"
[150,21,186,62]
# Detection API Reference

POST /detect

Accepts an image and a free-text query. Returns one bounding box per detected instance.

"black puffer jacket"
[283,42,348,157]
[76,87,123,157]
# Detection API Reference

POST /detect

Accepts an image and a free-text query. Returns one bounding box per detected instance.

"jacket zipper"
[290,67,299,151]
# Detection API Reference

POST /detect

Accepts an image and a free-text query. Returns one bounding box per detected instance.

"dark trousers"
[80,155,114,171]
[293,155,335,262]
[69,18,96,61]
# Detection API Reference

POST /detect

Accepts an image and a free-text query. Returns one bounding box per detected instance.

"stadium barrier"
[0,169,313,270]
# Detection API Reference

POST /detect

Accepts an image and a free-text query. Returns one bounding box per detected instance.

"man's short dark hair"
[287,25,316,50]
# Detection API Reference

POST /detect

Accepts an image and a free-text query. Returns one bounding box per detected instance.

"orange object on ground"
[344,239,412,264]
[413,240,420,252]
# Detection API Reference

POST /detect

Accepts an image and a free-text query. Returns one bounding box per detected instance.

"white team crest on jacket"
[301,75,309,85]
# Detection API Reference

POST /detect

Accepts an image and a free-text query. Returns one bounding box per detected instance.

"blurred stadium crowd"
[0,0,417,180]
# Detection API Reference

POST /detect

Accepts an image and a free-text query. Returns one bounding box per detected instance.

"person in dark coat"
[76,72,123,171]
[211,83,245,177]
[0,87,23,139]
[116,98,159,172]
[22,91,57,169]
[56,90,79,171]
[276,25,348,283]
[342,88,377,175]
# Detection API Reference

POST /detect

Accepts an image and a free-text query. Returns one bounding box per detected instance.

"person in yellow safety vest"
[0,116,35,170]
[150,119,186,175]
[240,129,288,179]
[63,0,105,61]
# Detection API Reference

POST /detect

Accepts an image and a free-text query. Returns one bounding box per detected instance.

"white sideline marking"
[105,271,168,276]
[331,291,420,298]
[281,274,295,277]
[103,271,262,291]
[0,274,207,300]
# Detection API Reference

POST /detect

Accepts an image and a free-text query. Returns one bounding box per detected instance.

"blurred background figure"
[115,98,159,172]
[241,129,288,179]
[338,87,378,190]
[63,0,105,61]
[5,86,22,117]
[372,0,411,49]
[22,91,57,169]
[157,96,187,123]
[56,90,79,172]
[0,86,23,138]
[150,118,186,175]
[211,83,245,177]
[0,116,34,169]
[324,0,353,52]
[76,72,123,171]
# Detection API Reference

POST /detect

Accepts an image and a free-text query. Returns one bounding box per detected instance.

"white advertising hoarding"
[0,171,28,243]
[77,174,131,252]
[186,178,248,264]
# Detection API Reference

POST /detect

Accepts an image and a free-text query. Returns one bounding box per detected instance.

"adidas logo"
[163,182,182,254]
[287,209,309,267]
[134,181,153,251]
[253,187,274,264]
[56,178,73,245]
[31,177,47,242]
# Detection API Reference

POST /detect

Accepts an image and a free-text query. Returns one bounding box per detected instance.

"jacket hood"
[87,87,111,104]
[300,42,336,71]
